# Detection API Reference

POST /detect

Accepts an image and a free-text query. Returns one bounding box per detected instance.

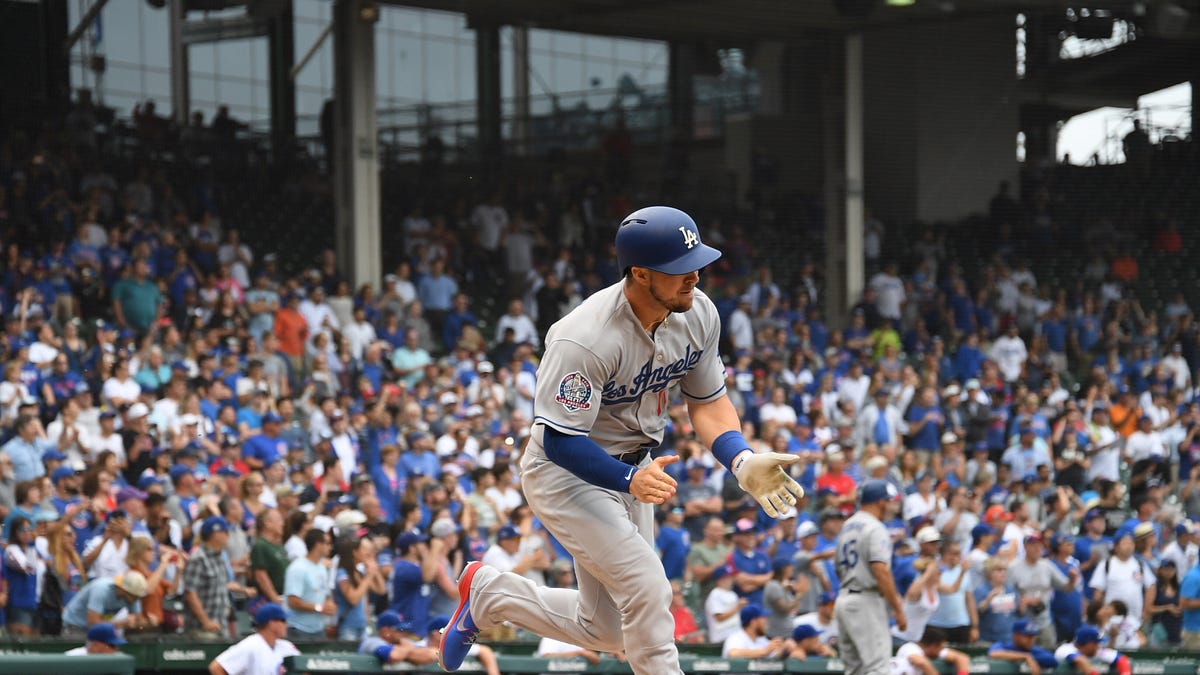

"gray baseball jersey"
[530,280,726,455]
[836,511,892,592]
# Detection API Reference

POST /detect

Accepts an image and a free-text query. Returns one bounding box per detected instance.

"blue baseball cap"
[971,523,995,539]
[1013,619,1040,636]
[169,464,192,484]
[1075,626,1104,645]
[99,410,117,420]
[1050,533,1074,550]
[710,564,733,582]
[86,622,127,647]
[396,531,429,553]
[377,610,403,630]
[740,604,766,626]
[796,415,812,427]
[859,479,901,504]
[819,591,837,605]
[497,524,521,541]
[201,515,229,537]
[263,412,283,424]
[253,602,287,625]
[51,465,77,483]
[793,624,823,641]
[41,449,67,462]
[137,474,163,491]
[426,615,450,635]
[217,465,242,478]
[170,361,190,373]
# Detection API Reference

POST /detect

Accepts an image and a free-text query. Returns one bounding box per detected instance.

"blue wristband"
[712,430,750,469]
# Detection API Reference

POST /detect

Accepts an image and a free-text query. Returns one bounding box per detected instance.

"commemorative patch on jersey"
[555,371,593,412]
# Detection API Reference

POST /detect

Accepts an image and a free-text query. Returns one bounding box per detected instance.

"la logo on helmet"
[678,227,699,250]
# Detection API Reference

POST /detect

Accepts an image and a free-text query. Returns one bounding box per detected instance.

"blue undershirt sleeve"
[541,427,635,493]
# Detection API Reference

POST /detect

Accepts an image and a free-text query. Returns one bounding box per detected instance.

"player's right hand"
[630,456,678,504]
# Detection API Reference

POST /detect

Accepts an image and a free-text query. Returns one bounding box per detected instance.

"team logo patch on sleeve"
[555,372,593,412]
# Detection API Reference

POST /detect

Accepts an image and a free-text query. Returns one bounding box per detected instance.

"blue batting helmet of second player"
[615,206,722,276]
[859,479,900,505]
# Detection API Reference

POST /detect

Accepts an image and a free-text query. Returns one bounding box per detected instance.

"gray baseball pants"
[835,591,893,675]
[467,444,682,675]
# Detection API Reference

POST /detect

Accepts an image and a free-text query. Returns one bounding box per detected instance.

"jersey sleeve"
[866,521,893,564]
[214,639,251,674]
[532,339,607,436]
[680,302,726,403]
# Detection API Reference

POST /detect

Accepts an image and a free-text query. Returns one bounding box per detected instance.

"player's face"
[647,269,701,313]
[1080,642,1099,657]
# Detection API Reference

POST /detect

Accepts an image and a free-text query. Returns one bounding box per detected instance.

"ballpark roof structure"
[381,0,1173,40]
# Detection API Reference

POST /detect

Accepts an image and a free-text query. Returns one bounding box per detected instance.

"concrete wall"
[725,18,1017,225]
[864,14,1019,223]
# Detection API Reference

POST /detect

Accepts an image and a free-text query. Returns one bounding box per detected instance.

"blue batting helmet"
[859,479,900,505]
[615,206,722,276]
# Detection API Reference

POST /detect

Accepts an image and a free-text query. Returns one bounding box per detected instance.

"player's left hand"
[732,452,805,518]
[631,455,678,504]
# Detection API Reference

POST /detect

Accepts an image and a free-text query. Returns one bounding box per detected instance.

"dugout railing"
[0,639,1196,674]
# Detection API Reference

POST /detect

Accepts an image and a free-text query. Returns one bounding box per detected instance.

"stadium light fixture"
[887,0,916,6]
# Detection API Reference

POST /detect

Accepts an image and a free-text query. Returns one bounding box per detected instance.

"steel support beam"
[332,0,382,289]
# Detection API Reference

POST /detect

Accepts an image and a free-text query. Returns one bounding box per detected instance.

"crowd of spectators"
[1,94,1199,670]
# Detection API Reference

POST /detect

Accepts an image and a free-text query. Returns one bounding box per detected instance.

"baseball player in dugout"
[836,479,909,675]
[438,206,805,674]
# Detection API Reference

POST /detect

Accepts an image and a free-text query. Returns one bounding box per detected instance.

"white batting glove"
[731,451,805,518]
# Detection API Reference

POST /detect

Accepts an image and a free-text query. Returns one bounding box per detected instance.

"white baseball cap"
[127,403,150,419]
[916,526,942,544]
[797,521,819,538]
[115,571,148,598]
[334,510,367,531]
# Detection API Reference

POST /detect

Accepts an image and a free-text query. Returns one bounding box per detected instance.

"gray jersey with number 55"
[835,511,892,592]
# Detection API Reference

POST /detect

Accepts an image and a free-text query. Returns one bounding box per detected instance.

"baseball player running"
[835,479,907,675]
[438,206,804,675]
